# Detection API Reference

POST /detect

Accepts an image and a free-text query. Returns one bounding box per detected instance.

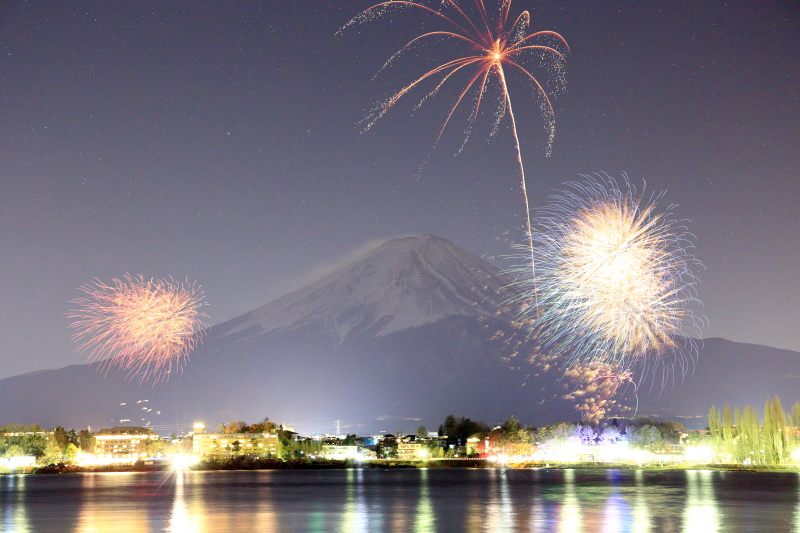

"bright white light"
[685,446,713,463]
[792,449,800,463]
[631,450,653,464]
[171,455,197,470]
[418,449,428,458]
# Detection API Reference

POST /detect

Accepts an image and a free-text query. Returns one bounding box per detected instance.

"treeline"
[0,424,93,464]
[708,396,800,465]
[433,414,685,457]
[218,418,277,434]
[216,417,321,460]
[536,418,685,452]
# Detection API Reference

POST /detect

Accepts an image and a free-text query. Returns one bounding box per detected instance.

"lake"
[1,468,799,532]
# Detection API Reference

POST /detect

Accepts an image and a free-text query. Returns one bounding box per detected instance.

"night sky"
[1,0,798,380]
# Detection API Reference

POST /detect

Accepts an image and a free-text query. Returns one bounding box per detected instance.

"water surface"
[1,468,799,532]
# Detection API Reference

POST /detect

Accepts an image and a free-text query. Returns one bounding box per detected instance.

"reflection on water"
[0,468,797,532]
[484,468,515,532]
[795,473,800,533]
[169,470,197,533]
[559,468,582,533]
[529,470,547,533]
[631,469,652,533]
[683,470,720,533]
[602,470,632,533]
[414,469,435,533]
[76,473,151,533]
[342,468,369,533]
[1,475,29,533]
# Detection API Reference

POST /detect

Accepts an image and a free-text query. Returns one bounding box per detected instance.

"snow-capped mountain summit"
[1,233,797,434]
[218,235,513,341]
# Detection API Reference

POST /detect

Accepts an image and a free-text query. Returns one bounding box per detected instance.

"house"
[93,427,159,461]
[397,439,423,460]
[321,444,359,460]
[191,422,278,457]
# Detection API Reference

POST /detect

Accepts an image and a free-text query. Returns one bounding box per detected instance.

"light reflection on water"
[601,470,632,533]
[0,468,798,532]
[528,469,548,533]
[559,468,582,533]
[342,468,369,532]
[631,469,652,533]
[414,468,435,533]
[484,468,515,532]
[2,475,29,533]
[683,470,720,533]
[795,473,800,533]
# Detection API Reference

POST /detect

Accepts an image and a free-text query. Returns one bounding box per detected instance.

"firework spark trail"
[589,367,639,418]
[511,174,704,386]
[558,363,638,424]
[339,0,568,295]
[67,274,208,385]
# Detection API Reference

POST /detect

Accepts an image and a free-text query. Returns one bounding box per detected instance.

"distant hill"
[1,235,797,433]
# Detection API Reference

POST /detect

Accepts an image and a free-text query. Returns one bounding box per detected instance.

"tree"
[78,430,94,452]
[222,421,248,434]
[627,426,663,450]
[64,443,80,462]
[498,417,534,455]
[575,425,596,446]
[763,396,787,465]
[597,427,621,446]
[4,444,25,458]
[53,427,70,448]
[231,440,242,453]
[442,415,458,439]
[416,426,428,438]
[249,417,276,433]
[142,438,168,458]
[739,405,762,464]
[40,439,64,465]
[708,405,721,444]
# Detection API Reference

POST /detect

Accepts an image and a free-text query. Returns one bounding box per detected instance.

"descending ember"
[340,0,569,293]
[67,274,208,384]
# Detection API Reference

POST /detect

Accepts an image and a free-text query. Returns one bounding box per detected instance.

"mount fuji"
[1,235,798,434]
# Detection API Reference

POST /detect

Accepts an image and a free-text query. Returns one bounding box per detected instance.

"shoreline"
[3,459,799,475]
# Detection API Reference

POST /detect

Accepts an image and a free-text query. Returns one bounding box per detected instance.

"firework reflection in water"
[512,174,703,385]
[68,274,208,384]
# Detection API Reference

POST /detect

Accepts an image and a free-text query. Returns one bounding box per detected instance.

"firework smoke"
[67,274,208,384]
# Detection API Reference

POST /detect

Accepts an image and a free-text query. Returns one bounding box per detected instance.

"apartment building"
[191,422,278,457]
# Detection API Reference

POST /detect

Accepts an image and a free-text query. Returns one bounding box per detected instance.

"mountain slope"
[0,235,798,433]
[216,235,512,342]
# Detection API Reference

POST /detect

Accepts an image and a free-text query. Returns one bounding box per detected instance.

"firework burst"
[512,174,703,382]
[340,0,568,285]
[67,274,208,384]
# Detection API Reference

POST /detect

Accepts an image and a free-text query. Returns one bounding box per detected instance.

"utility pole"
[334,419,341,436]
